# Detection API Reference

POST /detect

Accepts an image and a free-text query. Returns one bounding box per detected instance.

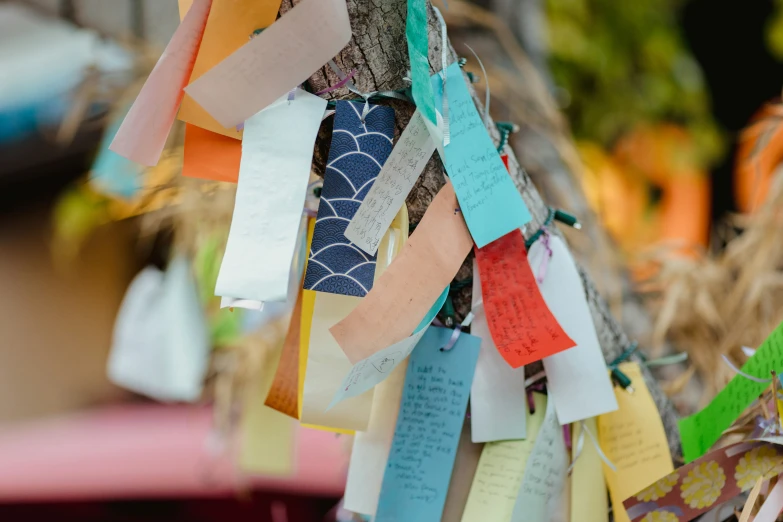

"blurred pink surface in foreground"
[0,405,347,502]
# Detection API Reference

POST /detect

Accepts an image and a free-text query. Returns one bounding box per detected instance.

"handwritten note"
[344,109,436,255]
[570,419,608,522]
[185,0,351,128]
[510,395,569,522]
[110,0,210,166]
[530,235,618,424]
[328,287,448,408]
[470,259,527,443]
[598,362,674,522]
[264,290,303,419]
[182,124,241,182]
[331,182,474,364]
[215,89,326,306]
[375,327,480,522]
[461,393,547,522]
[431,63,531,247]
[679,320,783,461]
[178,0,281,138]
[474,230,575,369]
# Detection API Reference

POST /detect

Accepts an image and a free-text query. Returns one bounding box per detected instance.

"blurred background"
[3,0,783,519]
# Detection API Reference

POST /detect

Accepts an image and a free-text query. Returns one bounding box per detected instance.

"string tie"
[568,420,616,474]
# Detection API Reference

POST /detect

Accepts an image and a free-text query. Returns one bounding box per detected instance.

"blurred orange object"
[182,124,241,183]
[735,101,783,213]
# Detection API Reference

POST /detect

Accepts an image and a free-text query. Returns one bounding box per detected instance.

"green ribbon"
[406,0,437,124]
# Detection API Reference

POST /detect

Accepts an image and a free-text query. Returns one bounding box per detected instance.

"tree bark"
[279,0,681,458]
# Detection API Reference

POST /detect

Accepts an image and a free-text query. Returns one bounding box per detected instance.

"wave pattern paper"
[303,101,395,297]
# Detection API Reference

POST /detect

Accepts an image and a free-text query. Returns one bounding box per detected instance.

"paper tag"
[406,0,437,125]
[570,419,608,522]
[185,0,351,128]
[469,259,527,443]
[330,182,474,364]
[430,63,532,247]
[679,321,783,462]
[90,103,142,199]
[754,477,783,522]
[375,327,480,522]
[510,395,569,522]
[461,393,547,522]
[530,235,618,424]
[178,0,281,138]
[599,362,674,522]
[344,109,436,255]
[182,124,241,182]
[110,0,211,166]
[327,287,448,409]
[303,101,395,297]
[264,289,303,419]
[474,230,575,369]
[215,89,326,304]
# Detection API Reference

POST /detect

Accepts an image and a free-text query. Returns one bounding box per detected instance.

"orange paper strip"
[474,230,575,368]
[330,182,474,364]
[182,124,241,182]
[264,290,303,419]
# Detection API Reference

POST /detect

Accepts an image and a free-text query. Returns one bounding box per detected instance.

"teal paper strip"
[406,0,437,124]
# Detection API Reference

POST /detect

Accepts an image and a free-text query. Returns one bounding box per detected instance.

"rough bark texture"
[279,0,681,459]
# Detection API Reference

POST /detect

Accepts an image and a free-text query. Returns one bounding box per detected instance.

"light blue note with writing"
[375,326,481,522]
[431,63,532,247]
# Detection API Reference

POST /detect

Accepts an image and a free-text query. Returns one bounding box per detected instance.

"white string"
[567,420,616,474]
[721,354,772,383]
[463,44,490,129]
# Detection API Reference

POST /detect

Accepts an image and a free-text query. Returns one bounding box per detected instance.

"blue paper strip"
[431,63,532,247]
[303,101,395,296]
[375,326,481,522]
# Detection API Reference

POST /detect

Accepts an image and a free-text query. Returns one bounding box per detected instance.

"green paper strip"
[679,320,783,462]
[406,0,437,124]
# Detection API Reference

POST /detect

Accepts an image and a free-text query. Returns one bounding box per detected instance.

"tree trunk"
[279,0,681,459]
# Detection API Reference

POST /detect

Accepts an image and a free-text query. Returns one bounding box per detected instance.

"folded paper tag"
[331,182,474,364]
[474,230,575,369]
[216,89,326,306]
[375,327,481,522]
[185,0,351,128]
[431,63,531,247]
[469,259,527,443]
[461,393,547,522]
[303,101,395,297]
[264,289,303,419]
[531,235,618,424]
[679,320,783,462]
[182,124,241,182]
[599,362,674,522]
[178,0,281,138]
[110,0,211,165]
[344,109,435,255]
[327,287,448,409]
[571,418,609,522]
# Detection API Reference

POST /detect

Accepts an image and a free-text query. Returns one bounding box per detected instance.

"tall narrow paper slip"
[461,393,547,522]
[215,89,326,305]
[303,101,395,297]
[343,359,408,516]
[679,320,783,462]
[474,230,575,369]
[374,327,480,522]
[185,0,352,128]
[344,109,436,255]
[331,182,474,364]
[470,260,527,443]
[109,0,211,166]
[530,235,618,424]
[327,287,448,408]
[265,290,303,419]
[178,0,281,138]
[570,419,608,522]
[598,362,674,522]
[406,0,436,124]
[431,63,531,247]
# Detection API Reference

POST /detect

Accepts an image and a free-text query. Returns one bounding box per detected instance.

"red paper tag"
[474,230,576,368]
[501,154,510,171]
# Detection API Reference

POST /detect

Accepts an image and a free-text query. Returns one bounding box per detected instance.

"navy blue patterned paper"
[303,101,395,296]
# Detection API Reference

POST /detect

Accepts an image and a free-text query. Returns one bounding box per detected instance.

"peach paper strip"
[184,0,352,129]
[109,0,212,166]
[330,182,473,364]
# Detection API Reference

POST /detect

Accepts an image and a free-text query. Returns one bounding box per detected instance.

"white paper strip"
[344,109,435,255]
[470,258,527,443]
[529,235,618,424]
[184,0,351,128]
[215,89,326,307]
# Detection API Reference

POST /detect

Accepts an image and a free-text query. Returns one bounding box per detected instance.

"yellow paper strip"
[570,418,608,522]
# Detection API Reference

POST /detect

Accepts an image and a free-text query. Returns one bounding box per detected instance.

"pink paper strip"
[184,0,352,128]
[754,477,783,522]
[109,0,212,166]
